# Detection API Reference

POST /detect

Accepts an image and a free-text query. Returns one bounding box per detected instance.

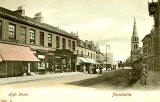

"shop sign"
[38,55,45,59]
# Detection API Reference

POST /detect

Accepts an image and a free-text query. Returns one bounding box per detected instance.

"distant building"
[142,29,154,70]
[76,39,97,60]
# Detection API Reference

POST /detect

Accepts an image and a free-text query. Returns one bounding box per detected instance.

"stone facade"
[147,0,160,70]
[76,40,97,60]
[0,6,78,75]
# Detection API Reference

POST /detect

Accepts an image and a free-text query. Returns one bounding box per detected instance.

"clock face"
[150,6,156,12]
[149,3,157,13]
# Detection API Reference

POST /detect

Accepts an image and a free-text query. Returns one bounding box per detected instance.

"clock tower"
[148,0,160,70]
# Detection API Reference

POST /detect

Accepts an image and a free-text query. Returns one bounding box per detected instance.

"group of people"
[83,64,103,74]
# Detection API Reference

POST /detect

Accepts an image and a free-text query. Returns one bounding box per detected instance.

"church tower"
[131,18,139,62]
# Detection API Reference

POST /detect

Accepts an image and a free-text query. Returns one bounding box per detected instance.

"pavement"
[0,72,84,85]
[0,68,117,85]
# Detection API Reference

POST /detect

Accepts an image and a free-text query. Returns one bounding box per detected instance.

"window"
[21,26,26,42]
[48,34,52,47]
[91,53,92,58]
[8,24,16,39]
[56,36,60,49]
[30,29,35,44]
[68,39,71,50]
[88,52,89,56]
[72,41,75,51]
[62,38,66,49]
[40,32,44,46]
[21,27,26,35]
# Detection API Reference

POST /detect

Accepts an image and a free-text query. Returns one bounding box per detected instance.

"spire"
[133,17,137,35]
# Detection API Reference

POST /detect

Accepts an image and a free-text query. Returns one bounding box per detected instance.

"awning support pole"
[6,61,7,77]
[12,61,13,77]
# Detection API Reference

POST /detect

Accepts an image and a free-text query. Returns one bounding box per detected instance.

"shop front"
[0,43,39,78]
[76,57,99,73]
[36,50,49,74]
[53,49,77,72]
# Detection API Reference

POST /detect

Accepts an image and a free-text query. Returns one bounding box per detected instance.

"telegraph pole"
[106,45,110,71]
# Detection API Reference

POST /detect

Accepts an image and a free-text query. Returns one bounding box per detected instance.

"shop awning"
[77,57,99,65]
[78,57,90,63]
[85,58,98,64]
[0,43,39,62]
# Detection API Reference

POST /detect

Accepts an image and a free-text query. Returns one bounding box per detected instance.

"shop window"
[56,36,60,49]
[62,38,66,49]
[8,24,16,39]
[48,34,52,47]
[30,29,35,44]
[72,41,75,51]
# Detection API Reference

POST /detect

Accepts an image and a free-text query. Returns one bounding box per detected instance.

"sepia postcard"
[0,0,160,102]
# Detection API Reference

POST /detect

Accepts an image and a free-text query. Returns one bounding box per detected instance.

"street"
[1,69,159,102]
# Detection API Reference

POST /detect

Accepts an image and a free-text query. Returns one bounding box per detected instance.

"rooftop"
[0,7,78,39]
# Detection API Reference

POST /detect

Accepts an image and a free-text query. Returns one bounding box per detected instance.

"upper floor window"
[72,41,75,51]
[48,34,52,47]
[68,39,71,50]
[30,29,35,44]
[21,27,26,35]
[8,24,16,39]
[40,32,44,46]
[56,36,60,49]
[62,38,66,49]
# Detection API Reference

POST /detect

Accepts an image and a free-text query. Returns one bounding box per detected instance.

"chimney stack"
[15,6,25,16]
[33,12,43,23]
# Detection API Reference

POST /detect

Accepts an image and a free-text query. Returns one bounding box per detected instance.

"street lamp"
[106,45,110,71]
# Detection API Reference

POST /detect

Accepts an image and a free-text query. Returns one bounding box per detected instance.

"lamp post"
[106,45,110,71]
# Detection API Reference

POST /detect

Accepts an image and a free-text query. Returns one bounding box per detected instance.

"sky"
[0,0,154,61]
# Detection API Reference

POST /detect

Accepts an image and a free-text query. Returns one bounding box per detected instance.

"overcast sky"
[0,0,154,61]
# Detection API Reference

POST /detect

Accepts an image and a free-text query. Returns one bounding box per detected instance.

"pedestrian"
[99,65,102,74]
[88,65,91,74]
[83,65,86,73]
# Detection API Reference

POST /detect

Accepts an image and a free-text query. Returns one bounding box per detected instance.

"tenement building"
[147,0,160,70]
[76,39,103,71]
[142,29,154,70]
[0,6,78,77]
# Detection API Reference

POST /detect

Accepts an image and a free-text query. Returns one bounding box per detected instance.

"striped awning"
[0,43,39,62]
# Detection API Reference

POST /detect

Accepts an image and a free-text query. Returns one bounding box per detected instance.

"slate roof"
[0,7,78,39]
